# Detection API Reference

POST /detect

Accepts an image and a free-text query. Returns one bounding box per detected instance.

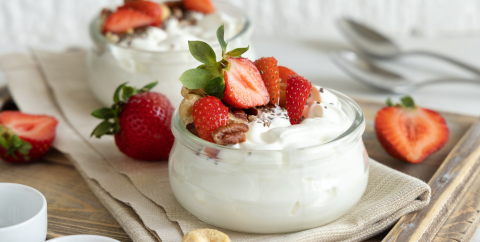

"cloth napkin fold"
[0,50,431,242]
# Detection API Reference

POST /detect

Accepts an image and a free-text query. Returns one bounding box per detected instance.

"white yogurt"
[169,87,369,233]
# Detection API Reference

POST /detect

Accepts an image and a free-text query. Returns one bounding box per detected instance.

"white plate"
[48,235,120,242]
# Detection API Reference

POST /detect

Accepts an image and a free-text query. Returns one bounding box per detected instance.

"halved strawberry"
[119,0,163,27]
[223,57,270,109]
[255,57,280,105]
[0,111,58,163]
[192,96,229,142]
[285,75,312,124]
[103,9,154,33]
[183,0,215,14]
[375,96,449,164]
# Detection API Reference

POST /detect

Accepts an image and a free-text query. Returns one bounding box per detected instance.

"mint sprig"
[180,24,250,100]
[386,95,416,109]
[91,81,158,138]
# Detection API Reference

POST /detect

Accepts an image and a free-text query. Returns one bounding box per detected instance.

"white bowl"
[48,235,120,242]
[0,183,47,242]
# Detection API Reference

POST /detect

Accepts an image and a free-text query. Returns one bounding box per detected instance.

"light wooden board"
[0,97,478,241]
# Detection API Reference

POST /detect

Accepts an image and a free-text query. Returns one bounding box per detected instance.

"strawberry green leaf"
[400,96,415,109]
[216,24,227,56]
[92,108,114,119]
[180,68,212,89]
[197,62,222,78]
[113,83,127,103]
[91,120,114,138]
[18,141,32,155]
[142,81,158,91]
[188,41,217,65]
[122,86,136,101]
[204,77,225,100]
[226,46,249,58]
[386,98,393,107]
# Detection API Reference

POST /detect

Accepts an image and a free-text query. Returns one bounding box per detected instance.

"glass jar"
[168,89,369,234]
[86,1,254,107]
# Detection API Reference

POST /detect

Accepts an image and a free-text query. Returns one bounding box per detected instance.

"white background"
[1,0,480,117]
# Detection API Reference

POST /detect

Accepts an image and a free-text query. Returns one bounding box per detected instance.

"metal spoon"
[330,50,478,93]
[337,18,480,76]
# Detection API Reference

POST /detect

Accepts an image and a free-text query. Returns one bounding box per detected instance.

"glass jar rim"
[89,0,251,54]
[172,88,366,153]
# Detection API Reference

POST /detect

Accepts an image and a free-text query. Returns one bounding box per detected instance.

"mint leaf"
[386,98,393,107]
[400,96,415,108]
[92,108,114,119]
[204,77,225,100]
[197,62,222,78]
[180,69,212,89]
[226,46,249,57]
[216,24,227,56]
[188,41,217,65]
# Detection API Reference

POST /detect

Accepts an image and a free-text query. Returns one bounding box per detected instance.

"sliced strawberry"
[285,75,312,124]
[0,111,58,163]
[375,97,449,164]
[278,66,297,83]
[103,9,154,33]
[223,57,270,109]
[119,0,162,27]
[183,0,215,14]
[254,57,280,105]
[192,96,229,143]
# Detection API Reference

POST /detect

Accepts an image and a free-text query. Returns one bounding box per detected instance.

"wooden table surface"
[0,98,479,242]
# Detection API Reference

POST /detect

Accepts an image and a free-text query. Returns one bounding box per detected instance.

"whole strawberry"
[255,57,280,105]
[0,111,58,163]
[285,75,312,124]
[192,96,228,142]
[91,82,174,161]
[375,96,449,164]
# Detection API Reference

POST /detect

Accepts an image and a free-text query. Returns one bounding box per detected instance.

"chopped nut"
[212,123,249,145]
[179,94,202,125]
[158,3,171,20]
[228,109,248,124]
[244,107,258,116]
[248,115,256,122]
[182,229,231,242]
[186,123,199,137]
[181,86,206,97]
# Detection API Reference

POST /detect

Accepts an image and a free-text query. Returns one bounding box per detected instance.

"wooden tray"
[0,94,479,241]
[358,98,480,242]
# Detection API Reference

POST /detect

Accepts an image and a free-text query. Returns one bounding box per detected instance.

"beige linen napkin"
[0,50,431,242]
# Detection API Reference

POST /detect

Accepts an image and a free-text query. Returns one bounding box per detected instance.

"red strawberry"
[285,75,312,124]
[375,96,449,164]
[278,66,297,83]
[192,96,228,142]
[91,82,174,161]
[0,111,58,163]
[183,0,215,14]
[119,0,163,27]
[254,57,280,105]
[223,57,270,109]
[103,9,154,33]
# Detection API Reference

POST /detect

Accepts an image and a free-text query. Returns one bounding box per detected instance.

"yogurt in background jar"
[87,1,253,107]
